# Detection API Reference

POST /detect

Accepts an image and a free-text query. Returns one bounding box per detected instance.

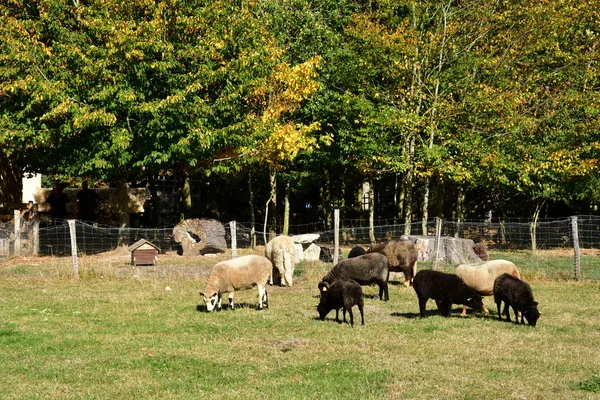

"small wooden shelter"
[127,239,160,266]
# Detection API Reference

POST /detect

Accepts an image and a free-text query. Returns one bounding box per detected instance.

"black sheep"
[348,246,366,258]
[317,279,364,327]
[493,273,540,326]
[319,253,389,301]
[413,270,484,318]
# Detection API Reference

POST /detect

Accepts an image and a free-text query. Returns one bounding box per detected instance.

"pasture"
[1,249,600,399]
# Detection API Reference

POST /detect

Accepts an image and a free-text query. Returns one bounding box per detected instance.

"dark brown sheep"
[317,279,364,327]
[348,246,366,258]
[413,270,484,318]
[367,239,417,286]
[319,253,389,301]
[493,273,540,326]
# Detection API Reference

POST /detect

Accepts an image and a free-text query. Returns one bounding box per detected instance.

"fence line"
[1,215,600,258]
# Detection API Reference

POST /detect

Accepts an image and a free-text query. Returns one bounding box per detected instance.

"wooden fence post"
[68,220,79,279]
[14,210,21,256]
[333,209,340,266]
[432,217,442,270]
[32,205,39,256]
[230,221,237,258]
[572,216,580,281]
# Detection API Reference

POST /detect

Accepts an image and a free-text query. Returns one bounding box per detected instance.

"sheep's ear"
[532,301,539,306]
[199,292,204,297]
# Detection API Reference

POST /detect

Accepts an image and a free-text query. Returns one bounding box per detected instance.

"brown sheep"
[367,239,417,286]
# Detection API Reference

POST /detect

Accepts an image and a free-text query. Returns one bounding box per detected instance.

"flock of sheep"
[199,236,540,328]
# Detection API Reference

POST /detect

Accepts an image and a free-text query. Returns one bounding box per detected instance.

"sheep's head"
[316,282,330,320]
[523,302,540,327]
[200,292,219,312]
[465,294,484,313]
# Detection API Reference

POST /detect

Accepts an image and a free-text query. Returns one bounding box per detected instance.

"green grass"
[1,250,599,399]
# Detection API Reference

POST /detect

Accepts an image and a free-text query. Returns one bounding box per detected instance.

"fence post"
[32,205,39,256]
[230,221,237,258]
[572,216,580,281]
[333,209,339,266]
[14,210,21,256]
[433,217,442,270]
[68,220,79,279]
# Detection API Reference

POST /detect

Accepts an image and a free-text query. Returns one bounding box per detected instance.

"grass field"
[1,248,600,399]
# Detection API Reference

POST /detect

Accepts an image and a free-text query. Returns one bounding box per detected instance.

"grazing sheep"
[493,273,540,326]
[456,259,521,316]
[367,239,417,287]
[413,269,484,318]
[200,255,272,312]
[319,253,390,301]
[348,246,366,258]
[265,235,297,287]
[317,279,364,327]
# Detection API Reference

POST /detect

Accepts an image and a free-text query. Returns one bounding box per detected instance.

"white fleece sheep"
[265,235,297,287]
[455,259,521,316]
[200,255,272,312]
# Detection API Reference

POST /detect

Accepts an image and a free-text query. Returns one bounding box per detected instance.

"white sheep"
[265,235,297,287]
[200,255,272,312]
[455,259,521,316]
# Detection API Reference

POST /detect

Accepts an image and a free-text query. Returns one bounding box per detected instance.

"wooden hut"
[127,239,160,266]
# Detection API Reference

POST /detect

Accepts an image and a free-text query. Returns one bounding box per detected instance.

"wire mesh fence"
[2,215,600,258]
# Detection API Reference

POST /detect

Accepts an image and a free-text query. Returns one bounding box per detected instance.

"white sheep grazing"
[200,255,272,312]
[265,235,297,287]
[455,259,521,316]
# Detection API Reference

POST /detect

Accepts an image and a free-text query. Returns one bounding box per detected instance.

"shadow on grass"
[195,302,267,312]
[392,306,488,319]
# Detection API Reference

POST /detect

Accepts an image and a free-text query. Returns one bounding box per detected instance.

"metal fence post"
[333,209,339,266]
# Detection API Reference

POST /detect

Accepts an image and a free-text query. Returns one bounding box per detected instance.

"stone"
[303,243,321,261]
[291,233,320,244]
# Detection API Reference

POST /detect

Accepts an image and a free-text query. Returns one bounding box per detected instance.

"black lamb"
[413,269,484,317]
[493,273,540,326]
[319,253,389,301]
[317,279,364,327]
[348,246,366,258]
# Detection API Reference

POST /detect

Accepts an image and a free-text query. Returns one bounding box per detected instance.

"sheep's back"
[209,255,272,292]
[323,253,388,284]
[456,259,520,296]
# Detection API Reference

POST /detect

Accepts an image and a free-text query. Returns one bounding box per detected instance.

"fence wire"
[1,216,599,258]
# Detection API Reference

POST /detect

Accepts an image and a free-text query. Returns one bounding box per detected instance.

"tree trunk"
[368,176,376,244]
[179,174,191,221]
[455,187,465,238]
[395,174,404,224]
[282,181,290,236]
[248,171,256,249]
[530,201,545,253]
[321,169,331,230]
[403,137,415,236]
[421,177,430,235]
[116,179,130,247]
[268,168,277,242]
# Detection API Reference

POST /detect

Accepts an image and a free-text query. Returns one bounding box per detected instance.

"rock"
[303,243,321,261]
[294,244,304,262]
[291,233,320,244]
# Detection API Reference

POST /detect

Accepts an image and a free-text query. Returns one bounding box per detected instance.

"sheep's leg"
[442,301,452,317]
[496,300,503,321]
[379,282,389,301]
[482,303,489,316]
[358,301,365,325]
[217,294,223,311]
[403,271,411,287]
[335,308,340,323]
[461,305,468,317]
[257,285,265,310]
[512,306,520,324]
[342,307,347,323]
[228,292,235,310]
[346,306,354,327]
[503,303,512,322]
[262,289,269,308]
[284,268,293,287]
[418,297,428,318]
